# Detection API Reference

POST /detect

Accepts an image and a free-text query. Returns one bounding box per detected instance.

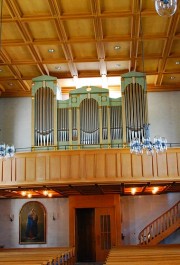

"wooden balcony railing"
[138,201,180,245]
[0,147,180,186]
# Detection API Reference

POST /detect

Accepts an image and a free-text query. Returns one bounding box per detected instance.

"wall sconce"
[9,214,14,222]
[52,213,56,221]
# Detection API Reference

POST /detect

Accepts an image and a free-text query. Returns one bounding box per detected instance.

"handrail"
[138,201,180,245]
[14,142,180,153]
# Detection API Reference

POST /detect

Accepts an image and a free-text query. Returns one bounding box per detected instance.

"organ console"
[31,71,148,150]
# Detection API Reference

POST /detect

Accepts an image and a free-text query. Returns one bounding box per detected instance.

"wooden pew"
[105,245,180,265]
[0,247,75,265]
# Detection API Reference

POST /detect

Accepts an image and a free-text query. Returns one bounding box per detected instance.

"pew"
[0,247,75,265]
[104,245,180,265]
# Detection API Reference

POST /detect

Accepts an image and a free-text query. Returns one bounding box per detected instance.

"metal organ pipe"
[80,98,99,145]
[34,87,54,146]
[124,83,146,142]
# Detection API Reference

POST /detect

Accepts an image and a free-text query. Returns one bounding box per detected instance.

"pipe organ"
[32,72,148,149]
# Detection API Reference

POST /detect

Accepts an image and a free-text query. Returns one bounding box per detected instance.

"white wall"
[0,98,31,150]
[0,198,69,248]
[148,91,180,144]
[121,193,180,245]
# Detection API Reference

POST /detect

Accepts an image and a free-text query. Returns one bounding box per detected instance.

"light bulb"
[131,188,136,195]
[155,0,177,17]
[21,191,26,196]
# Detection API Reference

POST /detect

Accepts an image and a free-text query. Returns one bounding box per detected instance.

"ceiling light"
[43,190,48,196]
[0,144,15,159]
[175,61,180,65]
[154,0,177,17]
[48,193,52,197]
[48,48,55,53]
[0,69,3,72]
[130,124,167,155]
[170,76,175,79]
[114,45,121,50]
[152,187,159,194]
[131,188,136,195]
[21,191,27,196]
[27,193,32,198]
[55,66,61,70]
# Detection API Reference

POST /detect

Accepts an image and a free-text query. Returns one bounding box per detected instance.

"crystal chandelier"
[154,0,177,17]
[130,124,167,155]
[0,143,15,158]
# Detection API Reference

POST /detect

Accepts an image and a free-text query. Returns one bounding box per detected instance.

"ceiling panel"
[0,0,179,97]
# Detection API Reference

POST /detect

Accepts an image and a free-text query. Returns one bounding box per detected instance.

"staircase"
[138,201,180,245]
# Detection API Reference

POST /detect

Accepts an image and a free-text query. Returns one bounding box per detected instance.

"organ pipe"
[32,74,148,149]
[34,87,54,146]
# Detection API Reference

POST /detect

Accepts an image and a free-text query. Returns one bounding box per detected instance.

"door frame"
[69,194,121,259]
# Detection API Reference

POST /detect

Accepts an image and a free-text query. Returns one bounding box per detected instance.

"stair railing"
[138,201,180,245]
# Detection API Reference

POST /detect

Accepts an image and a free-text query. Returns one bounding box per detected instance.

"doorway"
[76,208,95,262]
[69,195,121,263]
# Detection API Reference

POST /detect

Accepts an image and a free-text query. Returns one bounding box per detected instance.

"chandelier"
[130,124,167,155]
[154,0,177,17]
[0,143,15,158]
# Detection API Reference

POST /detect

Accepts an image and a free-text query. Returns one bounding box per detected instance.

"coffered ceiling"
[0,0,180,98]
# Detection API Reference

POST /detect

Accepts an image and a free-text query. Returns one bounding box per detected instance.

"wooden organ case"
[31,72,148,149]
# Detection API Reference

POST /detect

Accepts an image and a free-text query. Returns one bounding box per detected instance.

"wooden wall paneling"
[157,153,168,178]
[105,153,117,179]
[49,155,61,180]
[95,152,106,179]
[116,152,122,179]
[132,155,143,178]
[114,195,121,245]
[36,156,46,181]
[142,154,153,178]
[121,153,132,179]
[26,157,36,182]
[70,154,80,179]
[167,152,178,177]
[1,148,180,186]
[84,153,95,179]
[15,157,25,182]
[2,159,12,183]
[152,153,158,177]
[60,154,70,179]
[69,194,121,247]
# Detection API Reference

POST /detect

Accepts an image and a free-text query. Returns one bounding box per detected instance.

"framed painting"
[19,201,46,244]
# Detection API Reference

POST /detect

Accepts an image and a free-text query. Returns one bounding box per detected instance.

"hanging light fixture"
[130,124,167,155]
[0,143,15,158]
[154,0,177,17]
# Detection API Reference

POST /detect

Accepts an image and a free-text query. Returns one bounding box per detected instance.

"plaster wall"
[0,198,69,248]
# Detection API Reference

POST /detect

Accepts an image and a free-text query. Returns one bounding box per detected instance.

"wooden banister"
[138,201,180,245]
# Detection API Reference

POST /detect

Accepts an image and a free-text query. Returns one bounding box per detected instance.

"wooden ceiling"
[0,0,180,98]
[0,181,179,199]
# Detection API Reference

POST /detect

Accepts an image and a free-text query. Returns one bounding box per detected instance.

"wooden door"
[95,207,116,262]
